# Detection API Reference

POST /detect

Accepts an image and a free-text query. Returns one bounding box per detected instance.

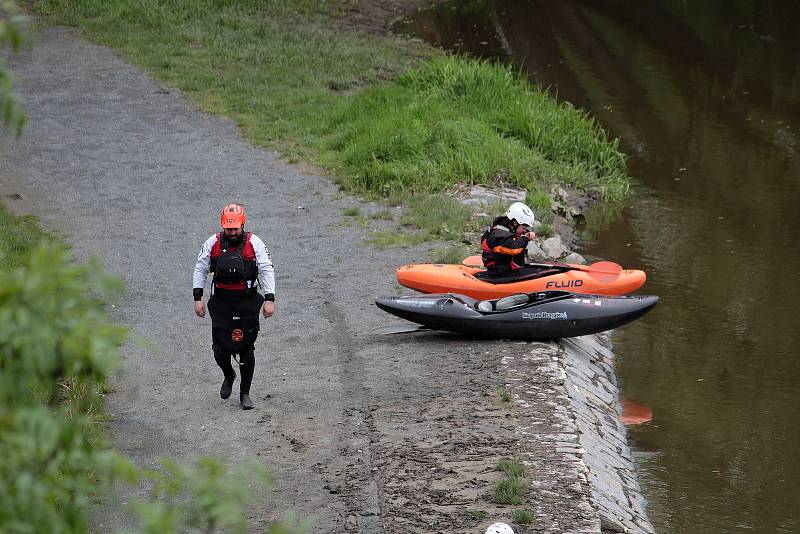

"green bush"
[0,244,135,532]
[133,458,277,533]
[0,1,29,136]
[0,243,291,532]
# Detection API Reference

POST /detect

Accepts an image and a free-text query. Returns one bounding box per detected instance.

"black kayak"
[374,290,658,340]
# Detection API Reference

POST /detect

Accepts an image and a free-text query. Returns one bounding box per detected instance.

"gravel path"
[1,27,597,533]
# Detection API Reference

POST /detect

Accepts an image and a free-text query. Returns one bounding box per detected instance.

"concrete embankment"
[505,334,654,533]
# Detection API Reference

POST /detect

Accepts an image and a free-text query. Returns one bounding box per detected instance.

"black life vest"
[210,232,257,288]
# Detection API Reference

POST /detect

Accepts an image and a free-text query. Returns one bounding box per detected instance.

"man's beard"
[227,233,243,246]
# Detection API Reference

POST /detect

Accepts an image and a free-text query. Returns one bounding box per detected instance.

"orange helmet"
[220,203,246,229]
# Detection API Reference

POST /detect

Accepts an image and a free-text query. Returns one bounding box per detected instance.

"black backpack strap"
[244,232,259,291]
[210,232,224,296]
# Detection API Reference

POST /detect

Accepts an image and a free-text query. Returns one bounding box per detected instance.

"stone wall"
[561,335,654,533]
[504,334,654,533]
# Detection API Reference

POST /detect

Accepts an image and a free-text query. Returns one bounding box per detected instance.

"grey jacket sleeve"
[250,234,275,300]
[192,234,217,297]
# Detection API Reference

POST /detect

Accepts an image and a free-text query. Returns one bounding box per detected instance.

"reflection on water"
[398,1,800,532]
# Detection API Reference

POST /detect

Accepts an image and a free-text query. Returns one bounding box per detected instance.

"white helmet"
[505,202,535,227]
[485,522,515,534]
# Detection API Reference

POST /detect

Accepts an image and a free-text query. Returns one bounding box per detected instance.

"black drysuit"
[481,216,533,277]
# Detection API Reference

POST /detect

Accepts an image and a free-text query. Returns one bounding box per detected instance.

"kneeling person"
[193,203,275,410]
[481,201,537,278]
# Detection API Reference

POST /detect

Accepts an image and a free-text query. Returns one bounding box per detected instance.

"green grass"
[0,206,47,270]
[369,209,394,220]
[492,457,529,505]
[320,57,630,201]
[526,188,554,224]
[366,230,426,249]
[492,476,527,505]
[497,457,527,478]
[468,509,488,520]
[366,194,484,248]
[342,207,361,217]
[430,244,473,265]
[400,195,475,241]
[535,222,555,239]
[512,509,535,524]
[30,0,630,228]
[499,387,512,403]
[30,0,427,156]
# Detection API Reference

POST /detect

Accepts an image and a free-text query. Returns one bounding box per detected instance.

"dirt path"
[1,27,596,533]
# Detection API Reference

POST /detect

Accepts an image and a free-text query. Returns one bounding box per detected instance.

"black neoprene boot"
[220,371,235,400]
[238,348,255,410]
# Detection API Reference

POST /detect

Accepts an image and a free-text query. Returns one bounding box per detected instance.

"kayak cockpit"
[474,266,563,284]
[475,291,573,313]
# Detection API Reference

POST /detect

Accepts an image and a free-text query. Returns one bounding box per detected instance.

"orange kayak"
[396,263,646,300]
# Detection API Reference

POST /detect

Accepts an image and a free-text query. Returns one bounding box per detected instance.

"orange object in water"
[396,263,646,300]
[620,398,653,426]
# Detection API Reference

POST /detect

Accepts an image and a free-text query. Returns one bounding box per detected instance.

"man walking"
[193,203,275,410]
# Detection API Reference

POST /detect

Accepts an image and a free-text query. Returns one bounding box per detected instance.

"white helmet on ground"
[485,522,515,534]
[505,201,535,227]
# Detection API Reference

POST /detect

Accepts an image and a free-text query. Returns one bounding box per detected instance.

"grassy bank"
[321,57,628,201]
[0,206,47,269]
[30,0,629,244]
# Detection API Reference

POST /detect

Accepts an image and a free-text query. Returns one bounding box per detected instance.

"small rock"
[568,204,583,218]
[526,240,547,260]
[462,232,480,245]
[542,236,569,259]
[458,184,527,209]
[564,252,586,264]
[461,198,487,209]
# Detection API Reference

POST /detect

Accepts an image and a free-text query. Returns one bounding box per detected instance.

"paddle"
[461,255,484,268]
[461,254,623,278]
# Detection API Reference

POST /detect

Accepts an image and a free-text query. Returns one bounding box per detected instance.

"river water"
[396,1,800,532]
